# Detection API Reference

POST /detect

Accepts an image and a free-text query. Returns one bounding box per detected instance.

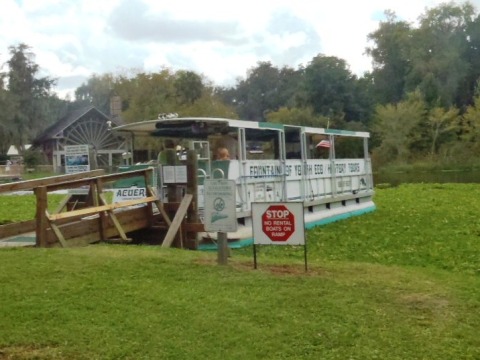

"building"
[33,106,128,172]
[6,144,32,163]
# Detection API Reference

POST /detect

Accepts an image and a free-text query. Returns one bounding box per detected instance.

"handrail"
[197,168,207,179]
[0,169,105,193]
[43,168,154,192]
[212,168,225,179]
[47,195,158,222]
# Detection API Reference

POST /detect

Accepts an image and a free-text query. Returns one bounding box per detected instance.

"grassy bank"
[0,184,479,359]
[0,193,64,224]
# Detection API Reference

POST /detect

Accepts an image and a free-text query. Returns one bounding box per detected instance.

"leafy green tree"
[104,69,236,155]
[174,70,203,105]
[266,106,329,127]
[463,13,480,108]
[2,43,56,150]
[299,54,359,125]
[175,88,237,119]
[74,67,235,127]
[275,66,303,110]
[115,69,178,123]
[366,3,480,111]
[348,75,376,126]
[426,105,459,155]
[22,147,43,167]
[74,73,117,114]
[406,2,473,107]
[372,91,426,163]
[460,95,480,154]
[366,10,412,104]
[220,61,300,121]
[0,73,16,154]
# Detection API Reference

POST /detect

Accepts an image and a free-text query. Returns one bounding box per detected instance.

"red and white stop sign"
[261,204,295,241]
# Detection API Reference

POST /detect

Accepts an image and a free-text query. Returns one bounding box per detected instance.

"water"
[374,170,480,186]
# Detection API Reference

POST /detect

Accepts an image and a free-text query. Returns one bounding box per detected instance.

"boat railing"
[197,168,208,181]
[212,168,225,179]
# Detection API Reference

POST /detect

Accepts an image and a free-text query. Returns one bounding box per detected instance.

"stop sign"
[261,204,295,241]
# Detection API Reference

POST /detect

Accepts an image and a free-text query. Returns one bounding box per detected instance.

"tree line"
[2,1,480,169]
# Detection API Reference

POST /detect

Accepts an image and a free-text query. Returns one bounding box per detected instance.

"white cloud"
[1,0,478,98]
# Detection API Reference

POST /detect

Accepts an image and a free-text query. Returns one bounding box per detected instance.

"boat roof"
[297,125,370,138]
[112,117,369,138]
[113,117,275,133]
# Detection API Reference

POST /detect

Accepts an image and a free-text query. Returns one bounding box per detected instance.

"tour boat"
[113,117,375,248]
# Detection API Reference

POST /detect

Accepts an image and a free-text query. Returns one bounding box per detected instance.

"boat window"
[285,127,301,159]
[245,128,280,160]
[334,136,365,158]
[246,142,265,159]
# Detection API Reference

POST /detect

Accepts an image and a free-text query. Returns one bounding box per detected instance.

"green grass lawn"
[0,193,64,224]
[0,184,479,359]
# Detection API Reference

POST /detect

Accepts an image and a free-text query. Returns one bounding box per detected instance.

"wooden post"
[85,180,96,208]
[95,178,107,241]
[186,150,198,249]
[144,169,154,227]
[161,194,193,248]
[35,186,48,247]
[217,232,229,265]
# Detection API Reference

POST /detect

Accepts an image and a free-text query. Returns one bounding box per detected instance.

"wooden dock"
[0,168,203,249]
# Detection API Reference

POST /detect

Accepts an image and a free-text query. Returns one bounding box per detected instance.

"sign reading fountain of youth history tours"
[65,145,90,174]
[204,179,237,233]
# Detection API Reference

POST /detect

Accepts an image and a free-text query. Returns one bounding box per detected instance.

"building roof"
[32,106,121,146]
[7,144,32,156]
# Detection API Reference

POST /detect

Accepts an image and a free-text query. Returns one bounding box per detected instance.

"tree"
[406,2,474,107]
[460,95,480,154]
[3,43,56,149]
[266,106,329,127]
[426,105,459,156]
[348,75,375,126]
[220,61,300,121]
[366,10,412,104]
[74,73,116,114]
[174,70,203,105]
[299,54,359,125]
[463,13,480,108]
[372,91,426,163]
[0,75,17,154]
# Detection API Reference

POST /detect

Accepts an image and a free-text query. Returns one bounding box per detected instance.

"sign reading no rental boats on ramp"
[252,202,307,271]
[252,202,305,245]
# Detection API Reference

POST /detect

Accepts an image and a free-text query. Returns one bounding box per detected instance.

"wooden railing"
[0,170,105,240]
[33,168,168,247]
[0,167,203,249]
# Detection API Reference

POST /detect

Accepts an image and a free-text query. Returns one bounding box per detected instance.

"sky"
[1,0,477,99]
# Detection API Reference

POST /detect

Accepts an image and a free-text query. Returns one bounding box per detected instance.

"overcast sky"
[1,0,476,99]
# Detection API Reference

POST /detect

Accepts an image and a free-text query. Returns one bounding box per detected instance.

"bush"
[22,148,43,168]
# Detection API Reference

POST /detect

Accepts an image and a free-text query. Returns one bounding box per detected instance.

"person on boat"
[215,130,238,159]
[158,139,177,164]
[216,147,230,160]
